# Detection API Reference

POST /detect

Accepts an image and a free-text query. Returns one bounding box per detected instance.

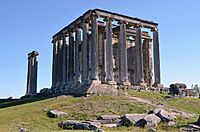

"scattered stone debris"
[153,108,175,122]
[135,114,161,129]
[182,124,200,131]
[181,115,200,131]
[121,114,146,126]
[197,115,200,126]
[96,114,122,128]
[47,110,67,118]
[98,115,121,120]
[20,127,28,132]
[169,83,199,97]
[57,108,177,130]
[94,129,105,132]
[168,121,176,126]
[42,108,50,112]
[144,114,161,128]
[58,120,100,130]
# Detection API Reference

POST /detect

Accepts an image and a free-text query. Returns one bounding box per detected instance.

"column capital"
[74,24,82,29]
[52,39,56,44]
[117,20,128,25]
[68,28,75,32]
[57,35,63,40]
[82,17,90,23]
[30,51,39,57]
[103,17,113,22]
[134,23,142,28]
[91,12,99,18]
[62,32,67,37]
[145,38,153,42]
[28,53,32,59]
[151,27,159,32]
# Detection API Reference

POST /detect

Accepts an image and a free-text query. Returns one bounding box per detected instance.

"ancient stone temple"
[51,9,161,95]
[26,51,39,96]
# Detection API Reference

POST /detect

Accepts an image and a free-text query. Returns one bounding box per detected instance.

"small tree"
[192,84,200,98]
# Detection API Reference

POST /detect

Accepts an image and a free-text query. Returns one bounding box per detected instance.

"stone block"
[47,110,67,118]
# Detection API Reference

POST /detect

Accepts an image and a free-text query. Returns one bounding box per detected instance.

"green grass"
[0,95,154,132]
[128,90,200,114]
[0,90,199,132]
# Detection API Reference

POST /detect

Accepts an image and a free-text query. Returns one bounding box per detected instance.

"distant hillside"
[0,90,199,132]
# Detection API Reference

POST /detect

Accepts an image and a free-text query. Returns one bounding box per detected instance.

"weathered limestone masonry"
[51,9,162,95]
[26,51,39,96]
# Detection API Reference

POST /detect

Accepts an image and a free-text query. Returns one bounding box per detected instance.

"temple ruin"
[25,51,39,96]
[51,9,161,95]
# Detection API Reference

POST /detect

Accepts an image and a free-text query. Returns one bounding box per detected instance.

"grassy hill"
[0,90,199,132]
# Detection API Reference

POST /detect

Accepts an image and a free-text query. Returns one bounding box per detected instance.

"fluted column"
[26,51,39,96]
[152,27,161,86]
[143,39,153,86]
[62,34,67,85]
[75,27,81,83]
[105,18,114,84]
[52,40,57,88]
[90,13,99,80]
[31,55,38,94]
[57,39,63,86]
[26,54,32,95]
[68,30,75,83]
[82,22,89,83]
[118,21,130,85]
[135,24,145,85]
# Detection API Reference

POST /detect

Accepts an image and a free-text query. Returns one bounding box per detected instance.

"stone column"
[62,34,67,85]
[31,54,38,94]
[152,27,161,87]
[66,36,69,83]
[52,40,57,88]
[68,29,75,83]
[57,39,63,87]
[118,21,130,85]
[143,39,153,86]
[90,13,99,80]
[26,54,32,95]
[135,24,145,86]
[75,27,81,83]
[98,29,105,82]
[82,22,89,83]
[26,51,39,96]
[105,18,114,84]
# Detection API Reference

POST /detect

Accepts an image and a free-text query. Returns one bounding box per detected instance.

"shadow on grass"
[0,96,53,109]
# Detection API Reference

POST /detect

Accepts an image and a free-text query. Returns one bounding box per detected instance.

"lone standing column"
[152,27,161,87]
[26,51,39,96]
[135,24,145,85]
[91,13,99,80]
[26,53,32,95]
[31,53,38,95]
[118,21,130,85]
[105,17,114,84]
[82,21,89,83]
[75,27,81,83]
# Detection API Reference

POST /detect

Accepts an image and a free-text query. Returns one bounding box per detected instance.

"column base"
[152,83,163,88]
[90,80,101,85]
[136,82,147,87]
[118,80,131,86]
[105,80,116,85]
[82,79,92,85]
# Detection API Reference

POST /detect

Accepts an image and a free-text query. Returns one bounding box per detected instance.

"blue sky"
[0,0,200,98]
